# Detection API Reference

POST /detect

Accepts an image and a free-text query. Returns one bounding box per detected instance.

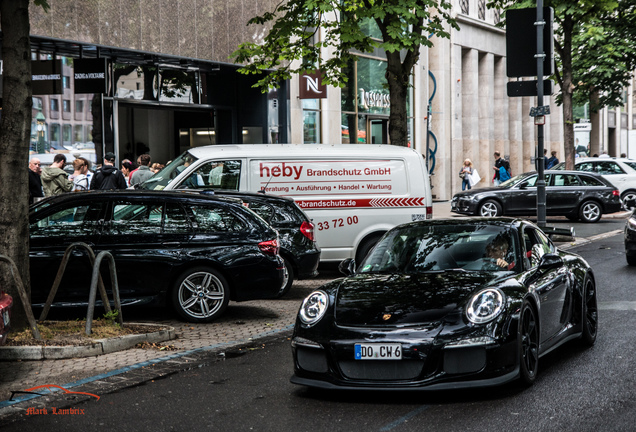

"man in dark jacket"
[28,157,44,204]
[90,152,127,190]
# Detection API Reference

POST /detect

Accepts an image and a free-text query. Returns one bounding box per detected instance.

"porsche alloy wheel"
[479,200,502,217]
[519,301,539,385]
[172,267,229,323]
[581,277,598,346]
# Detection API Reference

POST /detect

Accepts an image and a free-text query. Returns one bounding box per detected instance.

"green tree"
[232,0,458,147]
[487,0,636,168]
[0,0,49,330]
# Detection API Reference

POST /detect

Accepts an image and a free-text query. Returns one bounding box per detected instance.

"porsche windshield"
[359,224,520,274]
[138,152,198,190]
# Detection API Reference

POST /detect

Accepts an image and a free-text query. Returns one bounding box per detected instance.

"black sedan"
[197,190,320,297]
[291,218,597,390]
[451,170,622,223]
[29,190,284,323]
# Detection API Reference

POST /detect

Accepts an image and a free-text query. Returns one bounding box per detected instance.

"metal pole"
[536,0,546,228]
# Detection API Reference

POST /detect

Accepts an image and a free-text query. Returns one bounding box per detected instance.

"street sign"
[507,80,553,97]
[506,7,554,77]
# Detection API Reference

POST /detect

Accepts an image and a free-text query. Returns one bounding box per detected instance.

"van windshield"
[138,152,198,190]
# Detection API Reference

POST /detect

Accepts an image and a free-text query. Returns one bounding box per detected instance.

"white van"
[142,144,433,263]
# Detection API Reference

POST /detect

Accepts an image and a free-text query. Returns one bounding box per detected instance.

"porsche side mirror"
[339,258,356,276]
[538,253,563,270]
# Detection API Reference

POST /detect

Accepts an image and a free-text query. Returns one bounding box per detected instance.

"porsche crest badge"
[382,314,392,321]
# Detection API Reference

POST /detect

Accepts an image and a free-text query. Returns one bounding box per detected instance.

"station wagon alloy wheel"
[173,267,229,323]
[579,201,602,223]
[479,200,502,217]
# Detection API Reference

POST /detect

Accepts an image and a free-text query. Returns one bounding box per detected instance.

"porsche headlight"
[299,291,328,326]
[467,288,505,324]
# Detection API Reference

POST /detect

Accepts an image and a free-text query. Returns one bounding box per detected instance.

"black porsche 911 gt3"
[291,218,597,390]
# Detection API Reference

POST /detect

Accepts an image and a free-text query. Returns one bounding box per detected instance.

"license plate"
[2,309,9,327]
[354,343,402,360]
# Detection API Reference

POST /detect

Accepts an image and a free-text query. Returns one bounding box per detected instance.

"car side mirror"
[538,253,563,270]
[518,182,527,189]
[339,258,356,276]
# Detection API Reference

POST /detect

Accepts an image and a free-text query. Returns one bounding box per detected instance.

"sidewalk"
[0,200,627,420]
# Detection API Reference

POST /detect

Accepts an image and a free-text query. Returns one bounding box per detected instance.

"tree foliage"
[487,0,636,167]
[232,0,458,146]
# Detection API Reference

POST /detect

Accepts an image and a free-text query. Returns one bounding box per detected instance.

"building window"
[33,97,43,110]
[50,98,59,111]
[494,8,501,24]
[50,123,60,146]
[460,0,469,15]
[74,125,84,143]
[478,0,486,20]
[63,100,71,112]
[63,124,72,144]
[62,75,70,89]
[75,100,84,113]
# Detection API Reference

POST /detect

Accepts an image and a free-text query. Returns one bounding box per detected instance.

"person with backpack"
[90,152,127,190]
[492,151,511,186]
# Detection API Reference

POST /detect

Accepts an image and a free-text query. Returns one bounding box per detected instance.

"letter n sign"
[299,70,327,99]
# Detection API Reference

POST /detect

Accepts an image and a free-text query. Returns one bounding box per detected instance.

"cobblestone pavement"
[0,269,335,411]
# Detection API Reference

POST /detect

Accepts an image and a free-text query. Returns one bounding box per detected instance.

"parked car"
[291,218,597,390]
[552,158,636,207]
[0,291,12,345]
[451,170,622,223]
[29,190,284,323]
[199,191,320,297]
[624,198,636,266]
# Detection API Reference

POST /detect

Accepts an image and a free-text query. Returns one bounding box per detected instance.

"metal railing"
[39,242,123,335]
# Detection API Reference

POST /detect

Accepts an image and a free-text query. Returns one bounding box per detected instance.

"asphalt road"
[4,223,636,432]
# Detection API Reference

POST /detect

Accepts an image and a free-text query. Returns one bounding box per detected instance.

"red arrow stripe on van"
[295,197,427,209]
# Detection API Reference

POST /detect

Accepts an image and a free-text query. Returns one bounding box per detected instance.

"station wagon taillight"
[300,221,315,242]
[613,190,620,196]
[258,239,279,256]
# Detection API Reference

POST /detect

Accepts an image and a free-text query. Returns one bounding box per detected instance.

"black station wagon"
[200,190,320,297]
[29,190,284,322]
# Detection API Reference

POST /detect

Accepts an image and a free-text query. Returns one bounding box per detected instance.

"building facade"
[2,0,634,196]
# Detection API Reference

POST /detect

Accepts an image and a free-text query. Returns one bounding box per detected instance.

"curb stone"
[0,323,175,361]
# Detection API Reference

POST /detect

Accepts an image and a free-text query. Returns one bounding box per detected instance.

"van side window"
[182,160,241,190]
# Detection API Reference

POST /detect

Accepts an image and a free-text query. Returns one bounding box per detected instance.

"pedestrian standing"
[41,154,73,197]
[130,154,153,186]
[459,159,473,191]
[121,161,137,186]
[546,151,559,169]
[69,159,90,191]
[90,152,127,190]
[28,157,44,204]
[492,151,510,186]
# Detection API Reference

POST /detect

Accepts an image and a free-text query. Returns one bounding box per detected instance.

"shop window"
[303,99,320,144]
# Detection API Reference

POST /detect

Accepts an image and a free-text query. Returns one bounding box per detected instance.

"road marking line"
[380,405,430,431]
[599,301,636,311]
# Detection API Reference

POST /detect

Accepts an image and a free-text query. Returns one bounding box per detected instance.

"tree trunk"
[0,0,33,330]
[386,51,410,147]
[561,14,575,170]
